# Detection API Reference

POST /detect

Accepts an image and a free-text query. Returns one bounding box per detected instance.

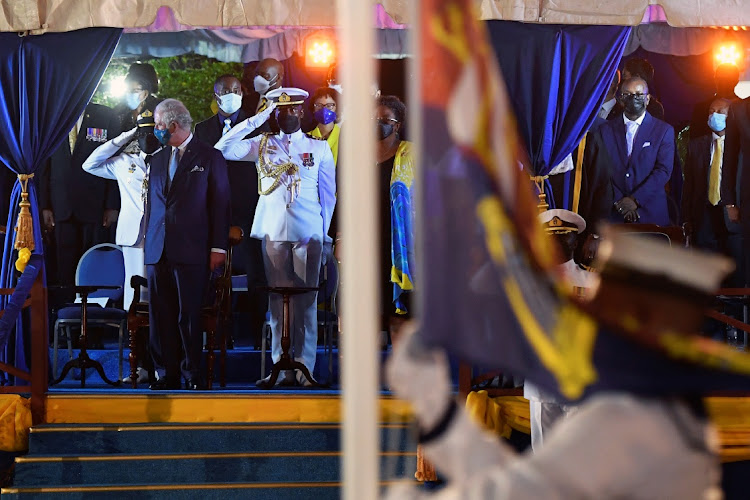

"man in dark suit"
[146,99,231,390]
[684,98,733,251]
[690,63,740,140]
[194,74,268,347]
[596,77,674,226]
[38,103,121,289]
[607,58,665,122]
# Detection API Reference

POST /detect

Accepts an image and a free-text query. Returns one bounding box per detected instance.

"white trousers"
[122,245,148,310]
[262,238,322,372]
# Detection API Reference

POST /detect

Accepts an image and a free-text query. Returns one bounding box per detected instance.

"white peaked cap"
[538,209,586,234]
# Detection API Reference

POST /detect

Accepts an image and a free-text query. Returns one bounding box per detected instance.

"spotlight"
[716,44,742,66]
[109,76,127,98]
[305,35,335,68]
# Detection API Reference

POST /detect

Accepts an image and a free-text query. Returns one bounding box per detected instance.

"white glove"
[243,101,277,131]
[386,323,453,430]
[112,127,137,147]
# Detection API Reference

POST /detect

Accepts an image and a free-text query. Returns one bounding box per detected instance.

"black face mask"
[622,95,647,116]
[377,122,394,141]
[277,112,301,134]
[138,132,161,155]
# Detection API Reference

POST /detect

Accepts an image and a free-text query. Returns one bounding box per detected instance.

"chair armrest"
[128,275,148,314]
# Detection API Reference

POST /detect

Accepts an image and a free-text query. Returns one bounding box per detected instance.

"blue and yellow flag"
[419,1,750,400]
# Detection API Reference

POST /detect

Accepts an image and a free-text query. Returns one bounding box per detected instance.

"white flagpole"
[339,0,378,499]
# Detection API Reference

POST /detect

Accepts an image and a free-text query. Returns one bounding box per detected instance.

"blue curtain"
[0,28,122,375]
[487,22,631,207]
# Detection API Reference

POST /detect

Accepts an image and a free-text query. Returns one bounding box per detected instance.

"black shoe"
[184,379,205,390]
[149,378,181,390]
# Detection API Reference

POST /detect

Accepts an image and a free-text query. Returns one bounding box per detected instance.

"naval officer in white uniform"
[524,209,596,451]
[215,87,336,387]
[83,107,163,310]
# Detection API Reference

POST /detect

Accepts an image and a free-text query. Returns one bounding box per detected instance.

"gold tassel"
[13,174,34,272]
[414,444,438,482]
[530,175,550,213]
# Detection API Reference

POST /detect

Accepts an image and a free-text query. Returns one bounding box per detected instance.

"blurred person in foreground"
[385,228,731,499]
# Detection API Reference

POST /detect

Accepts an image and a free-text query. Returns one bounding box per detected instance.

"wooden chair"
[204,226,243,389]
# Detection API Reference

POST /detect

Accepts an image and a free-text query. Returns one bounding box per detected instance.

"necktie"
[626,120,638,157]
[708,137,723,206]
[257,97,268,114]
[222,118,232,136]
[168,147,179,185]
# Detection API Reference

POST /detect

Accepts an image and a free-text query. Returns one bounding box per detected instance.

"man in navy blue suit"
[595,77,674,226]
[145,98,231,390]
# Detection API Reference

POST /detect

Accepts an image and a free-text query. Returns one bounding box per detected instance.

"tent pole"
[339,0,378,499]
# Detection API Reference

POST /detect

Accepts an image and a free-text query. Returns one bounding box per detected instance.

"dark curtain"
[0,28,122,374]
[486,22,631,207]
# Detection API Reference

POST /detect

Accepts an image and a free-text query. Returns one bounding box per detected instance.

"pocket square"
[190,165,204,173]
[642,142,651,148]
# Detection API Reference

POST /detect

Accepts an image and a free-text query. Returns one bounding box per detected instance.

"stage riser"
[29,425,415,455]
[14,454,416,487]
[2,485,342,499]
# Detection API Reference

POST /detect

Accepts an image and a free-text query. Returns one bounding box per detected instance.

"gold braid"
[256,134,300,196]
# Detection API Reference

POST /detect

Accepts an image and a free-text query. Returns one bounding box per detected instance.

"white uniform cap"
[595,226,734,296]
[538,209,586,234]
[265,87,309,106]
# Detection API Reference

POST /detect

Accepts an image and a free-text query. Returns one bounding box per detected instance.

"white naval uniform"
[385,394,721,500]
[82,135,149,310]
[216,119,336,373]
[524,259,597,451]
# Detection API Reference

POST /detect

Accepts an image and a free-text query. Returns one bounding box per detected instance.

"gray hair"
[155,98,192,130]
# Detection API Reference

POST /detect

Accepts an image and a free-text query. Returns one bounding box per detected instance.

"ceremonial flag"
[419,1,750,400]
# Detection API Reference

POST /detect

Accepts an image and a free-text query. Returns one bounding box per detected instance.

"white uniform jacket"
[216,120,336,243]
[82,139,148,247]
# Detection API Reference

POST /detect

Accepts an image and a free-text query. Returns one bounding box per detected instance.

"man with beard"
[594,77,675,225]
[215,87,336,387]
[82,103,163,383]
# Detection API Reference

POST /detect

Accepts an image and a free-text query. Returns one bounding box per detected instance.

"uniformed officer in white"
[215,87,336,386]
[524,209,596,451]
[83,108,162,311]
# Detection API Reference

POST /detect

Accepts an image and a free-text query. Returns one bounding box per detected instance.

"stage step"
[5,421,417,498]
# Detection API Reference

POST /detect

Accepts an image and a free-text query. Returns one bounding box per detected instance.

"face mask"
[314,108,337,125]
[277,111,301,134]
[153,126,171,146]
[708,112,727,132]
[217,93,242,115]
[622,94,647,116]
[138,131,161,154]
[254,74,277,95]
[377,122,394,140]
[328,84,343,95]
[125,92,144,111]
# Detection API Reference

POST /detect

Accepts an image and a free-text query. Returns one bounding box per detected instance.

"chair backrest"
[318,257,339,314]
[609,223,686,248]
[75,243,125,304]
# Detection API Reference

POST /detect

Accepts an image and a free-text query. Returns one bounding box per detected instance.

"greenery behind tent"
[92,55,244,124]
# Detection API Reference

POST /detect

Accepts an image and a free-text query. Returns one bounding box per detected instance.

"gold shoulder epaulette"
[305,133,325,140]
[262,131,278,136]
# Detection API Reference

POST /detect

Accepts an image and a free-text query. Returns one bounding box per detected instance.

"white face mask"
[125,92,144,111]
[253,74,277,95]
[217,93,242,115]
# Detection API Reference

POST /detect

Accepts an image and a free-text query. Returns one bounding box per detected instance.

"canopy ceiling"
[3,1,750,34]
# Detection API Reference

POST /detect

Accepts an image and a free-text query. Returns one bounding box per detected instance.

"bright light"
[716,44,742,66]
[109,76,127,98]
[308,41,333,65]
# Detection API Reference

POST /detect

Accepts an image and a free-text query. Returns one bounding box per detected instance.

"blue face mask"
[313,107,337,125]
[153,126,171,146]
[125,92,144,111]
[708,112,727,133]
